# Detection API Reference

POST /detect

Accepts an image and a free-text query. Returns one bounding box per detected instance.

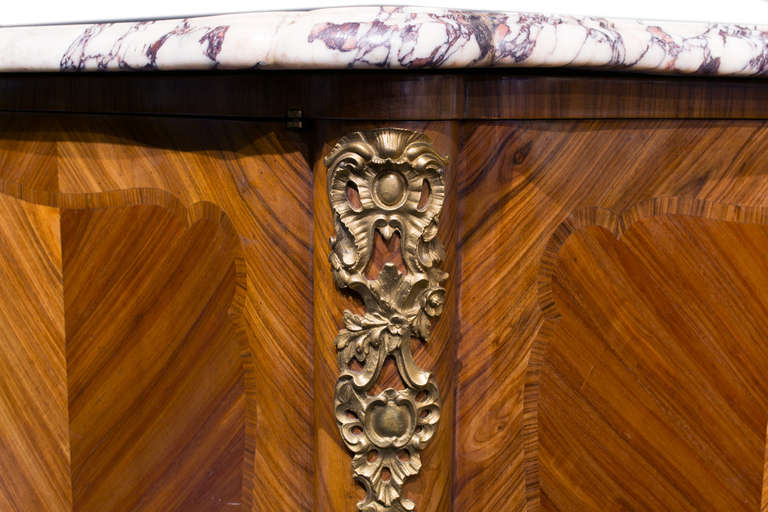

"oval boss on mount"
[325,128,449,512]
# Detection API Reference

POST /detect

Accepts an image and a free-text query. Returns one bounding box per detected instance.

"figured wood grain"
[763,424,768,512]
[461,73,768,119]
[3,72,768,120]
[312,121,458,512]
[64,201,247,511]
[457,120,768,511]
[0,116,57,196]
[52,117,315,512]
[5,89,768,511]
[0,113,314,511]
[0,194,69,511]
[536,212,768,510]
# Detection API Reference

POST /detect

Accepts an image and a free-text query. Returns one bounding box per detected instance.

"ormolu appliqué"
[325,128,448,512]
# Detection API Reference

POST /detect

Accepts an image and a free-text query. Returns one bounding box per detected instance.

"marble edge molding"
[2,5,768,75]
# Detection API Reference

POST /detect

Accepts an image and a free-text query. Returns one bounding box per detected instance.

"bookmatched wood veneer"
[3,73,768,510]
[0,114,314,511]
[458,120,768,511]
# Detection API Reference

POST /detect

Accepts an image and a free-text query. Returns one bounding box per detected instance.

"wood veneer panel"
[457,120,768,511]
[1,71,768,119]
[0,113,315,511]
[54,116,315,512]
[536,216,768,511]
[63,202,247,511]
[0,194,69,511]
[0,72,462,120]
[312,121,458,512]
[55,117,314,512]
[462,74,768,119]
[7,107,768,511]
[0,116,57,196]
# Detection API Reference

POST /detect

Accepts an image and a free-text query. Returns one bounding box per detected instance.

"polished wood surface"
[0,114,314,511]
[56,117,315,512]
[3,73,768,510]
[0,194,67,510]
[2,71,768,120]
[538,215,768,511]
[65,202,246,511]
[458,120,768,511]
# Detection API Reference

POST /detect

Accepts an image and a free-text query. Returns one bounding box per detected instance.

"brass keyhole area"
[373,171,407,207]
[369,402,411,438]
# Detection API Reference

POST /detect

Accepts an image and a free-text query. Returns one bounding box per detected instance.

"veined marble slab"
[2,6,768,75]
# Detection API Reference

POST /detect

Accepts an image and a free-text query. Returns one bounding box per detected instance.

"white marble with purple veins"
[1,6,768,75]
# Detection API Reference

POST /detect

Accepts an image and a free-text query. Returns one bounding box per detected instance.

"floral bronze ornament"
[325,128,448,512]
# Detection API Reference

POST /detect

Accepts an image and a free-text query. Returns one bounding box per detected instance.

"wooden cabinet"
[1,72,768,511]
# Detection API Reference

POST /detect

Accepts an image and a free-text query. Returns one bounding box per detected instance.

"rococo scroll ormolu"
[325,128,448,512]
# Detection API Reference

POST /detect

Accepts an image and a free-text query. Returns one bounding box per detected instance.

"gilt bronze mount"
[325,128,448,512]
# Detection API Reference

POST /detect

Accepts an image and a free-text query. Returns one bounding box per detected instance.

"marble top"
[2,6,768,76]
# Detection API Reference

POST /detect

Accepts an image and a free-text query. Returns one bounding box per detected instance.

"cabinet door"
[457,120,768,511]
[0,114,315,511]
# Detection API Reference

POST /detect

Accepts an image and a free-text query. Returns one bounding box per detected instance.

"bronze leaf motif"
[325,128,448,512]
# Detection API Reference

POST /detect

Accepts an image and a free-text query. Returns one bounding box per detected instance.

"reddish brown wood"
[0,114,315,511]
[462,73,768,119]
[536,215,768,511]
[2,71,768,120]
[64,202,246,511]
[4,71,768,511]
[0,194,68,511]
[457,120,768,511]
